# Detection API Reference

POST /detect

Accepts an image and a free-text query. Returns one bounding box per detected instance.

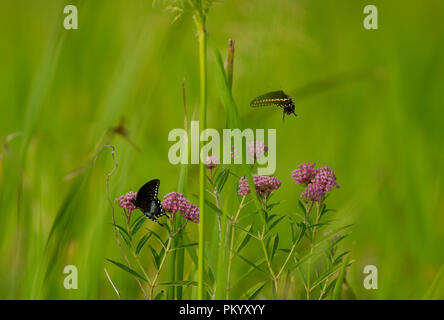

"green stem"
[197,22,207,300]
[214,174,227,300]
[259,231,278,295]
[226,196,245,299]
[167,218,177,300]
[259,200,278,296]
[276,242,297,280]
[124,214,152,290]
[150,237,172,299]
[171,81,190,300]
[306,202,321,300]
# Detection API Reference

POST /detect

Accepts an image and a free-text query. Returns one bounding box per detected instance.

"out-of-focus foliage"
[0,0,443,299]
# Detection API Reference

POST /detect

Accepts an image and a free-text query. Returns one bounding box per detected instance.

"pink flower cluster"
[116,191,137,213]
[292,163,339,202]
[311,166,340,192]
[247,141,268,160]
[162,192,199,223]
[300,183,325,202]
[205,155,219,169]
[291,163,316,185]
[237,174,282,198]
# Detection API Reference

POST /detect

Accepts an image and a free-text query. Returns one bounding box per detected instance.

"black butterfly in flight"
[250,90,297,121]
[131,179,168,225]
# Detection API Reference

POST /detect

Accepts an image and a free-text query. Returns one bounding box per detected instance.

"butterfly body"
[131,179,168,225]
[250,90,297,120]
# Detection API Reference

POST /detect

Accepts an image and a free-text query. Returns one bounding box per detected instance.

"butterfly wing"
[250,90,290,108]
[134,179,160,212]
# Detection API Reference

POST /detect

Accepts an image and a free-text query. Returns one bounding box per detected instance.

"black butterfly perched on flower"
[131,179,168,225]
[250,90,297,121]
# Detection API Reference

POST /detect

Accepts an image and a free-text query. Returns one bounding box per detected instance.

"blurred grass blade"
[331,255,350,300]
[424,263,444,300]
[211,41,240,128]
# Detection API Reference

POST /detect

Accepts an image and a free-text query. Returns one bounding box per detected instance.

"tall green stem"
[306,202,321,300]
[150,237,172,299]
[197,22,207,300]
[214,178,227,299]
[167,219,177,300]
[226,196,245,299]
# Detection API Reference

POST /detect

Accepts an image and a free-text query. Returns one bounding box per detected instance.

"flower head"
[205,155,219,170]
[312,166,339,192]
[293,163,340,203]
[116,191,137,214]
[162,192,199,223]
[292,163,316,185]
[301,183,325,202]
[237,174,282,198]
[237,177,250,196]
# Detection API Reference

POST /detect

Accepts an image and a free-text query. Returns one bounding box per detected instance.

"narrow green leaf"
[130,214,144,228]
[320,279,337,300]
[298,200,306,215]
[158,280,198,287]
[233,224,259,240]
[205,198,223,215]
[119,230,132,248]
[237,254,267,275]
[237,258,267,283]
[131,216,147,236]
[149,245,160,269]
[289,250,323,271]
[112,223,130,239]
[296,223,306,244]
[270,234,279,261]
[266,214,279,223]
[268,216,285,233]
[241,281,266,300]
[147,229,165,248]
[331,255,350,300]
[216,169,230,192]
[136,232,152,254]
[214,168,226,185]
[236,224,253,253]
[266,202,281,211]
[311,264,343,289]
[106,259,147,282]
[170,242,199,251]
[333,250,351,266]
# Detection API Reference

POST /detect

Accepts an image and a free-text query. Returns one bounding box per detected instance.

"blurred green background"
[1,0,443,299]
